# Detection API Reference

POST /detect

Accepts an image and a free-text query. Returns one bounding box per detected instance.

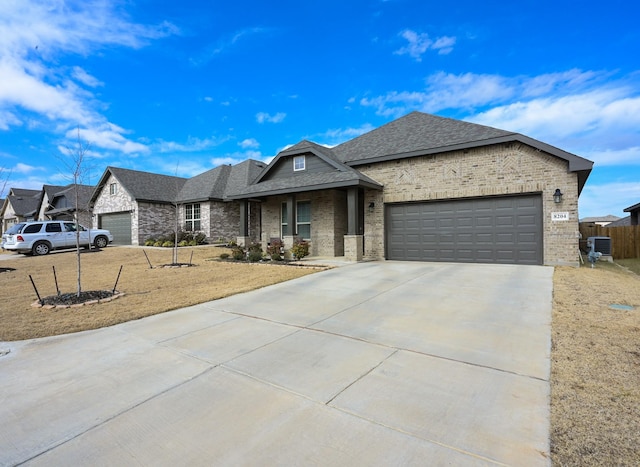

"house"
[90,160,265,245]
[0,188,41,233]
[37,184,94,226]
[229,111,594,266]
[623,202,640,226]
[579,215,621,226]
[606,216,630,227]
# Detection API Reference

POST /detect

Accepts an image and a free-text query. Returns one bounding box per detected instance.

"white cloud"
[155,135,228,153]
[256,112,286,124]
[0,0,177,155]
[71,66,103,88]
[239,138,259,149]
[319,124,376,145]
[359,69,640,167]
[394,30,456,62]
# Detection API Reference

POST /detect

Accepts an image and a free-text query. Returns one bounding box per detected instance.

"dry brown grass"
[0,246,320,341]
[552,260,640,466]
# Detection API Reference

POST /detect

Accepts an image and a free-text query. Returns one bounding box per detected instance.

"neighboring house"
[579,215,621,226]
[229,111,594,266]
[623,202,640,226]
[37,184,94,226]
[607,216,631,227]
[0,188,41,234]
[90,160,265,245]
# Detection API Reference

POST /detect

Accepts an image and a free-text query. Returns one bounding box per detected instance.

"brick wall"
[359,142,580,266]
[260,190,348,257]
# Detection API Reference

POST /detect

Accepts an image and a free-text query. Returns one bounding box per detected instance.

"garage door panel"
[100,212,132,245]
[386,195,542,265]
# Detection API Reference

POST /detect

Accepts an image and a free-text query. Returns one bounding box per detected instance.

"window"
[45,223,62,233]
[296,201,311,240]
[109,183,117,195]
[281,201,311,239]
[185,203,201,231]
[293,155,305,171]
[24,224,43,234]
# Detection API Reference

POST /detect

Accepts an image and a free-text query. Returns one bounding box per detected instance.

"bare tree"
[0,166,11,200]
[59,128,93,297]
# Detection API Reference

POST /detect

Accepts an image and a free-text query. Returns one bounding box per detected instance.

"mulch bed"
[32,290,124,309]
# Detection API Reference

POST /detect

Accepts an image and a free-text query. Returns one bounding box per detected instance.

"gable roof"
[92,160,267,206]
[92,167,187,204]
[229,140,383,199]
[177,159,267,203]
[4,188,41,217]
[46,184,95,215]
[333,111,593,193]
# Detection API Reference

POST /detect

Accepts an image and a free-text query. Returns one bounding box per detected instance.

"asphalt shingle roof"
[106,167,187,203]
[333,111,514,164]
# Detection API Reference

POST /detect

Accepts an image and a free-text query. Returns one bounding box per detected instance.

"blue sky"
[1,0,638,218]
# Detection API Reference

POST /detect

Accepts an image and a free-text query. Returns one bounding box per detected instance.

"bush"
[290,239,310,260]
[231,246,246,261]
[268,239,283,260]
[220,252,230,260]
[162,241,173,248]
[178,240,189,247]
[144,239,155,246]
[247,250,263,262]
[188,240,197,246]
[153,241,163,247]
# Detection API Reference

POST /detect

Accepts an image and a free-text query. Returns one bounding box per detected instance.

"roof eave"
[228,179,383,200]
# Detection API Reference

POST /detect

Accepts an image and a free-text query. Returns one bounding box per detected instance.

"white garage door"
[386,195,543,265]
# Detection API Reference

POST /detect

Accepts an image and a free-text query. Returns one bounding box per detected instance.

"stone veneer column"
[344,235,363,261]
[236,236,251,247]
[283,235,296,260]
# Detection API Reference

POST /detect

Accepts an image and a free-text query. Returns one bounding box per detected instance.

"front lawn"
[0,246,321,341]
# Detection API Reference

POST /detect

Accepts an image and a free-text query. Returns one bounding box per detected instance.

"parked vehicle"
[1,222,27,250]
[2,221,113,256]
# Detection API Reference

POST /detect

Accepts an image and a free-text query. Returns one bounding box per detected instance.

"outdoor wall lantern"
[553,188,563,204]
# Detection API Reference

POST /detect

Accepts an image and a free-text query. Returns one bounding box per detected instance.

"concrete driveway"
[0,261,552,466]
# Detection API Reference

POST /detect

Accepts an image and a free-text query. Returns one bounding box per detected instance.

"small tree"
[59,129,93,297]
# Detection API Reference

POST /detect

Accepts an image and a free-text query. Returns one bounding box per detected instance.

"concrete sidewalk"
[0,261,553,466]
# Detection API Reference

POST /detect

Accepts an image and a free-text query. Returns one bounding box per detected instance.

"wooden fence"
[579,223,640,259]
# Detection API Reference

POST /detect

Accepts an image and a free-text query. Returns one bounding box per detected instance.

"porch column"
[345,187,363,261]
[283,195,296,259]
[237,200,251,247]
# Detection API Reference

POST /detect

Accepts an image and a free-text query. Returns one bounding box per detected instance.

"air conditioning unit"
[587,236,612,256]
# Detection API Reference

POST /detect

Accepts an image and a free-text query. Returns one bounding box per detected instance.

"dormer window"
[293,155,306,171]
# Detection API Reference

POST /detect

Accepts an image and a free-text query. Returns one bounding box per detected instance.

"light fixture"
[553,189,563,204]
[368,202,375,213]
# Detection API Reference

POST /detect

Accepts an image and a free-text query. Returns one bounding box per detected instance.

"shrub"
[162,241,173,248]
[194,232,207,244]
[220,252,230,260]
[231,246,246,261]
[144,239,155,246]
[153,241,163,247]
[247,250,263,262]
[290,239,310,260]
[188,240,197,246]
[178,240,189,247]
[268,239,283,260]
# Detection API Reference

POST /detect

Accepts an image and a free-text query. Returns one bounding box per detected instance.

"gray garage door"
[386,195,542,265]
[100,212,132,245]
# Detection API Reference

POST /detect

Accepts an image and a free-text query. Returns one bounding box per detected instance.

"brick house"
[230,112,593,266]
[90,160,265,245]
[37,184,94,226]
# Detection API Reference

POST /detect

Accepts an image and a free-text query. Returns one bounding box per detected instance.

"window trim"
[293,155,306,172]
[184,203,201,231]
[109,183,117,195]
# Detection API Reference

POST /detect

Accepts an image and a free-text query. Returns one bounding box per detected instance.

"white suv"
[3,221,113,256]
